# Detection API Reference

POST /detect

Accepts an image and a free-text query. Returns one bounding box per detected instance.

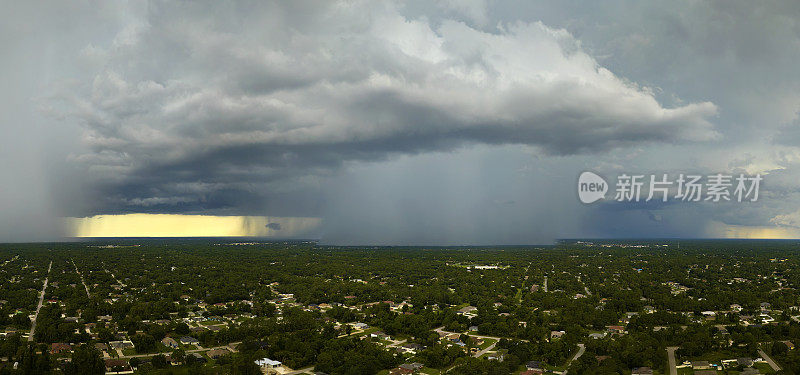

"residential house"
[254,358,282,372]
[399,363,424,372]
[389,367,413,375]
[692,361,711,370]
[399,343,422,354]
[180,336,200,345]
[632,367,653,375]
[526,361,544,371]
[104,358,131,373]
[737,358,754,367]
[207,348,230,359]
[162,337,179,348]
[50,343,71,355]
[457,306,478,318]
[109,340,135,350]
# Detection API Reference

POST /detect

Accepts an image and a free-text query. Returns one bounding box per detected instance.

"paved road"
[666,346,678,375]
[433,327,499,357]
[759,348,782,371]
[561,343,586,375]
[433,326,530,343]
[103,262,126,287]
[544,275,548,292]
[473,341,497,358]
[285,367,314,374]
[116,344,231,359]
[569,343,585,363]
[29,261,52,341]
[72,259,91,298]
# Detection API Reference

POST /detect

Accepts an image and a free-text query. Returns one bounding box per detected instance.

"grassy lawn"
[122,348,137,356]
[754,362,776,373]
[353,327,379,337]
[476,338,497,350]
[419,368,441,374]
[156,343,174,353]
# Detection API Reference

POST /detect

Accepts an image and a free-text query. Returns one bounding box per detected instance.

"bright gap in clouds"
[67,214,321,238]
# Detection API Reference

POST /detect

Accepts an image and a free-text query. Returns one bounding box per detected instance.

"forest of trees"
[1,240,800,373]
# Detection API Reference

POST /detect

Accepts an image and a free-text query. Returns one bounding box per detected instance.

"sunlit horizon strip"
[705,221,800,239]
[67,213,322,238]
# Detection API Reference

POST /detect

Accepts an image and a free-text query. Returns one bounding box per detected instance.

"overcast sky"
[1,0,800,244]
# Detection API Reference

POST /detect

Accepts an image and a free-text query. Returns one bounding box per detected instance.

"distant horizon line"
[2,236,800,246]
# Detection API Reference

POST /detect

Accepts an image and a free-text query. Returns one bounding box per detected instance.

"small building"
[632,367,653,375]
[527,361,544,371]
[692,361,711,370]
[104,358,131,373]
[50,343,71,355]
[161,337,179,348]
[389,367,413,375]
[737,358,754,367]
[254,358,282,371]
[180,336,199,345]
[399,343,423,354]
[206,348,230,359]
[457,306,478,316]
[399,362,424,371]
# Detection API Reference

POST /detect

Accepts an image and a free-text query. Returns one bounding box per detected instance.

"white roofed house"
[254,358,282,373]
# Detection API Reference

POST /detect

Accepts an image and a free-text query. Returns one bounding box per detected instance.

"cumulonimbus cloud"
[56,1,718,215]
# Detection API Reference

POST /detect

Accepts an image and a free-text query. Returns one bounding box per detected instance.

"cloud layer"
[58,1,718,217]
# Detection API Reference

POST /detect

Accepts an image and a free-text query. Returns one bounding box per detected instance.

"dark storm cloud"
[56,0,718,217]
